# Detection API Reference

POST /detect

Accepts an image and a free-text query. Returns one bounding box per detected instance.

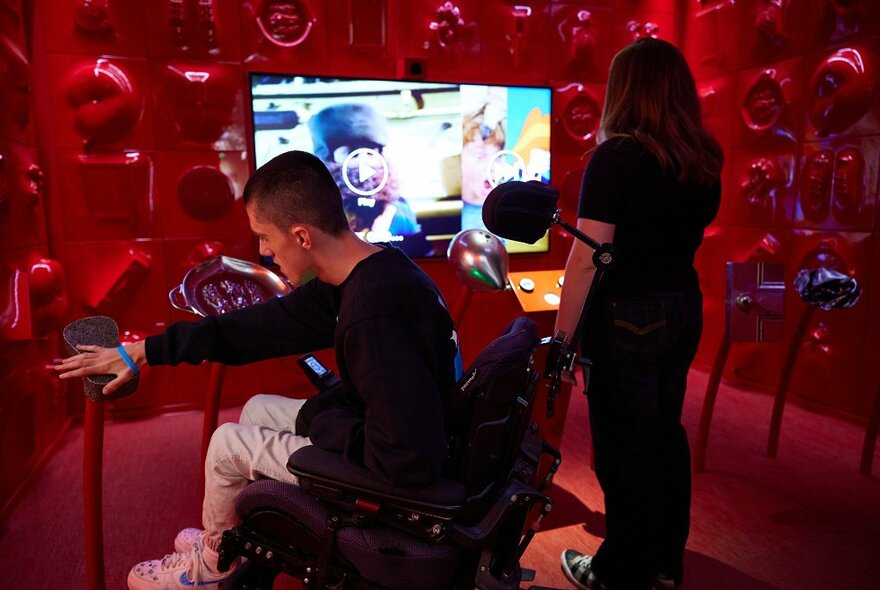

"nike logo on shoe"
[178,572,220,587]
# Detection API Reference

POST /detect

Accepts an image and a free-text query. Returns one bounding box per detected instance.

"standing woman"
[556,38,723,590]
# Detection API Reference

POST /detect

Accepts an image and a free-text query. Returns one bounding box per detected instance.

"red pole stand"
[200,362,227,499]
[451,285,475,329]
[767,305,815,458]
[860,385,880,475]
[83,401,106,590]
[693,337,732,472]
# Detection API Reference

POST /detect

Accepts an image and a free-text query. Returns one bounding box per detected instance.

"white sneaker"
[127,534,232,590]
[174,528,205,553]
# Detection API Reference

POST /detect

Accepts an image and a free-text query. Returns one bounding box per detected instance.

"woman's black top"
[578,136,721,298]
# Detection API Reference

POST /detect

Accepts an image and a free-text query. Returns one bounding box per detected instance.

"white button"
[543,292,560,306]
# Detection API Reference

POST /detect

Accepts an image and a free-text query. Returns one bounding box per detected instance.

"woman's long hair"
[600,38,723,186]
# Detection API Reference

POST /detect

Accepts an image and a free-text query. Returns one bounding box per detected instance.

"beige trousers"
[202,394,312,549]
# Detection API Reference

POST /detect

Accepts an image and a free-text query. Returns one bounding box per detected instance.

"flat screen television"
[249,74,551,258]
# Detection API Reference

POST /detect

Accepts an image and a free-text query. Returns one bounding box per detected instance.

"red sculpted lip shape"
[808,46,877,136]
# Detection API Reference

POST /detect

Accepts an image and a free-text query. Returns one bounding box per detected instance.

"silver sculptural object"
[447,229,509,292]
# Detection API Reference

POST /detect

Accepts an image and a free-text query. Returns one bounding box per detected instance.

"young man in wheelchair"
[56,150,463,590]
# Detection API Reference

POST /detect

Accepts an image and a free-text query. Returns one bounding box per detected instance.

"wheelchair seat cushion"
[235,479,331,536]
[235,479,461,590]
[289,445,468,507]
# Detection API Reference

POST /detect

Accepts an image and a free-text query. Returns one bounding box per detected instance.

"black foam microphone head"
[482,180,560,244]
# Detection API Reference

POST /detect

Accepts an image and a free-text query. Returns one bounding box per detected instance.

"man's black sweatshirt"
[145,246,460,487]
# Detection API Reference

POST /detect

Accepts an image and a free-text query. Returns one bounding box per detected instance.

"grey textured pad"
[62,316,139,402]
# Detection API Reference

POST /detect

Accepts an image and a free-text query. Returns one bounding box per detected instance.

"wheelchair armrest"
[288,446,468,515]
[449,479,551,551]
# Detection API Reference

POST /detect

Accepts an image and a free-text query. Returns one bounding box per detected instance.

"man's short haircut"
[243,150,350,236]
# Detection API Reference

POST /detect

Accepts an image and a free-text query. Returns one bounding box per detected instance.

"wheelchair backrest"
[444,316,539,499]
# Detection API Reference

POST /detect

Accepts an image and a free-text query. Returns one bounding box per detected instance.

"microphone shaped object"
[447,230,509,326]
[482,180,560,244]
[447,229,509,292]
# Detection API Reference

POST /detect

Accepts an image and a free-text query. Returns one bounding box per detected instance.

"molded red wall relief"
[0,141,46,251]
[55,150,157,240]
[143,0,241,60]
[0,249,67,341]
[64,239,169,333]
[397,0,481,80]
[806,45,878,138]
[698,76,737,148]
[158,151,250,240]
[152,63,245,150]
[737,61,802,146]
[684,0,740,80]
[788,316,867,415]
[796,138,878,231]
[27,254,67,337]
[38,0,147,56]
[321,0,399,78]
[550,5,614,84]
[822,0,880,40]
[0,31,33,143]
[479,1,551,78]
[787,230,872,327]
[64,59,142,145]
[555,82,602,148]
[736,0,817,68]
[240,0,325,67]
[49,55,153,150]
[732,150,795,226]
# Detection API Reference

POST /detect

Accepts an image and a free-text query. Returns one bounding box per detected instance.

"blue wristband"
[116,345,140,375]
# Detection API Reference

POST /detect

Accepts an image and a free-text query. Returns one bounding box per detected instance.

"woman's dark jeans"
[582,291,703,589]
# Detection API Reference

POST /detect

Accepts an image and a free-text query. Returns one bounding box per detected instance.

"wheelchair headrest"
[452,316,538,402]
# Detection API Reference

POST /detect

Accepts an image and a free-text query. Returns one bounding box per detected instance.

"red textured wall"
[683,0,880,420]
[3,0,878,512]
[0,0,682,513]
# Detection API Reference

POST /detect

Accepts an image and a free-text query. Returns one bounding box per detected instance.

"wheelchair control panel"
[297,354,341,391]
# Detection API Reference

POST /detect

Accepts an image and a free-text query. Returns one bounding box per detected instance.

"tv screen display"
[249,74,551,258]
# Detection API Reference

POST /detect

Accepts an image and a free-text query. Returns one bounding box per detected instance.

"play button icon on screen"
[341,148,389,197]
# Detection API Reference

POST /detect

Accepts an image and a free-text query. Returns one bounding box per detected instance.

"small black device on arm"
[297,354,341,392]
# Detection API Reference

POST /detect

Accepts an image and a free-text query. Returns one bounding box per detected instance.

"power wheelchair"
[216,316,562,590]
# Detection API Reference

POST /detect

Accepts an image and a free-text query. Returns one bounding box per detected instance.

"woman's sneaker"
[653,572,681,589]
[560,549,609,590]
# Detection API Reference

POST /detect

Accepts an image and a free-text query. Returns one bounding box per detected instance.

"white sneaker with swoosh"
[127,533,232,589]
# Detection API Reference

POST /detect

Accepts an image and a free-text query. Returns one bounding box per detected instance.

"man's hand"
[54,340,146,396]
